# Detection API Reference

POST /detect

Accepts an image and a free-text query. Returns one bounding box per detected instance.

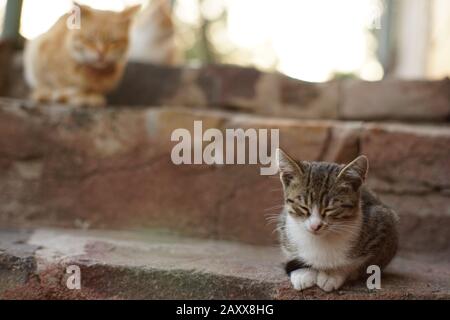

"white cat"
[128,0,180,65]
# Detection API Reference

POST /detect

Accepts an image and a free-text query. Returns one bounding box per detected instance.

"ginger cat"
[24,3,140,107]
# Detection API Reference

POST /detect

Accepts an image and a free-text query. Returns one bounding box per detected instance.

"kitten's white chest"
[286,216,356,270]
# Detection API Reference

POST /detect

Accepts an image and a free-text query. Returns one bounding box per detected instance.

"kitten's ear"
[276,148,305,188]
[121,5,142,20]
[337,155,369,189]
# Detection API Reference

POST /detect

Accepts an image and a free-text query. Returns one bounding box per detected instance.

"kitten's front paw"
[316,271,346,292]
[290,269,317,291]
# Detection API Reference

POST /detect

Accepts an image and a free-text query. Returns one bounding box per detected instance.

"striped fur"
[276,148,398,292]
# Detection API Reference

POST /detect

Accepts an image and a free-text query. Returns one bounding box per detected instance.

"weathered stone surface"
[1,229,449,299]
[109,63,340,119]
[197,64,262,109]
[224,114,333,161]
[341,78,450,121]
[4,59,450,122]
[111,65,450,122]
[322,121,362,164]
[0,101,342,245]
[360,123,450,252]
[361,123,450,191]
[111,64,450,122]
[0,229,38,293]
[379,193,450,252]
[275,76,339,119]
[108,63,184,106]
[0,41,13,96]
[0,100,449,250]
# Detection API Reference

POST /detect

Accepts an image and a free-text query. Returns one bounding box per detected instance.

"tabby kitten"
[276,148,398,292]
[24,3,140,107]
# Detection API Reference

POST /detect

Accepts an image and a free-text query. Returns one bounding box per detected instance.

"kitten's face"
[277,149,368,237]
[67,5,140,68]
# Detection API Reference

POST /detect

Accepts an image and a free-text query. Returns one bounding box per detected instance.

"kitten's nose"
[310,222,323,232]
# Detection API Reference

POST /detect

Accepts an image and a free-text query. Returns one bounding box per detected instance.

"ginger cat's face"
[67,4,140,68]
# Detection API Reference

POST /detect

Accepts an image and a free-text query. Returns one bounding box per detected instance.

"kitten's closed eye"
[322,207,335,215]
[323,204,354,218]
[328,198,355,209]
[292,205,310,217]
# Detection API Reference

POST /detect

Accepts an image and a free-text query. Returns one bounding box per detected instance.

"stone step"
[0,99,449,251]
[1,50,449,122]
[0,228,449,299]
[110,63,450,122]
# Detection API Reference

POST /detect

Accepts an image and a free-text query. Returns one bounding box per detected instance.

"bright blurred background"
[0,0,449,82]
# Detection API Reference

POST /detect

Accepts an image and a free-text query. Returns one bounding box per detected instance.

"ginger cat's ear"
[121,5,142,20]
[72,1,93,16]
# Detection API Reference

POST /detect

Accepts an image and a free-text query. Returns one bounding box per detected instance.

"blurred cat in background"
[24,3,140,107]
[128,0,180,66]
